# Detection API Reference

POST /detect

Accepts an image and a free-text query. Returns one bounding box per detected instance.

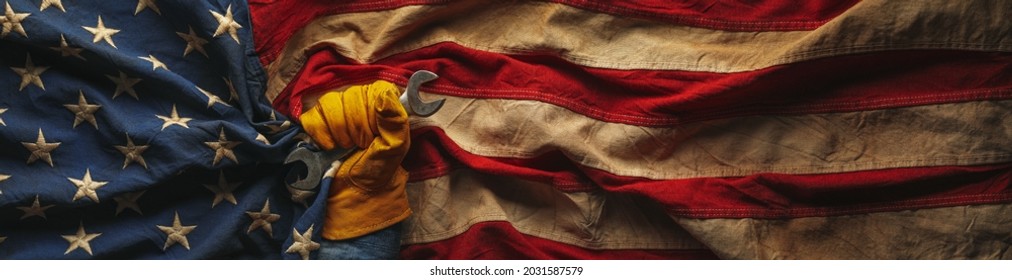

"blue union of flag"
[0,0,322,259]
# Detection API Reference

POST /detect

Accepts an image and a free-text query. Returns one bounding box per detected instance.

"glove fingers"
[298,80,413,241]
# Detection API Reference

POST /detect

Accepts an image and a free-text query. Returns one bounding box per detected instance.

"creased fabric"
[251,0,1012,259]
[0,0,327,260]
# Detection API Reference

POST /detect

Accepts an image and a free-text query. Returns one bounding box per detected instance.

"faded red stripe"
[405,127,1012,218]
[250,0,859,65]
[400,221,718,260]
[552,0,858,31]
[274,45,1012,126]
[249,0,452,65]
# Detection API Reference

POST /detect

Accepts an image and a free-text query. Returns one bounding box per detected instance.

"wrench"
[284,70,444,191]
[399,70,443,117]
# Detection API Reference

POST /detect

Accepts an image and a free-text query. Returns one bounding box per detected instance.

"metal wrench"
[284,70,444,191]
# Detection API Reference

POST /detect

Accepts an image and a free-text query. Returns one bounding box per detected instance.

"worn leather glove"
[299,80,411,241]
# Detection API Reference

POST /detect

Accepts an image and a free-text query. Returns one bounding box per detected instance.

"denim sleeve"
[316,222,403,260]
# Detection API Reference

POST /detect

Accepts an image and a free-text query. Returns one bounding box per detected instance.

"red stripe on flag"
[249,0,453,64]
[275,46,1012,126]
[551,0,859,31]
[400,221,719,260]
[405,127,1012,218]
[250,0,860,64]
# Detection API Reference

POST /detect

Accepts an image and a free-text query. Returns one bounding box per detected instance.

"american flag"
[3,0,1012,260]
[0,0,325,259]
[251,0,1012,259]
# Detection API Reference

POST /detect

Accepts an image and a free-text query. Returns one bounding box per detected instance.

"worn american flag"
[0,0,327,259]
[251,0,1012,259]
[3,0,1012,260]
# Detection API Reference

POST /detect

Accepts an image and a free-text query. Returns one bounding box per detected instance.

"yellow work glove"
[299,80,411,241]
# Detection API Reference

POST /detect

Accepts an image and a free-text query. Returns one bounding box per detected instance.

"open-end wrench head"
[405,70,445,117]
[284,147,323,191]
